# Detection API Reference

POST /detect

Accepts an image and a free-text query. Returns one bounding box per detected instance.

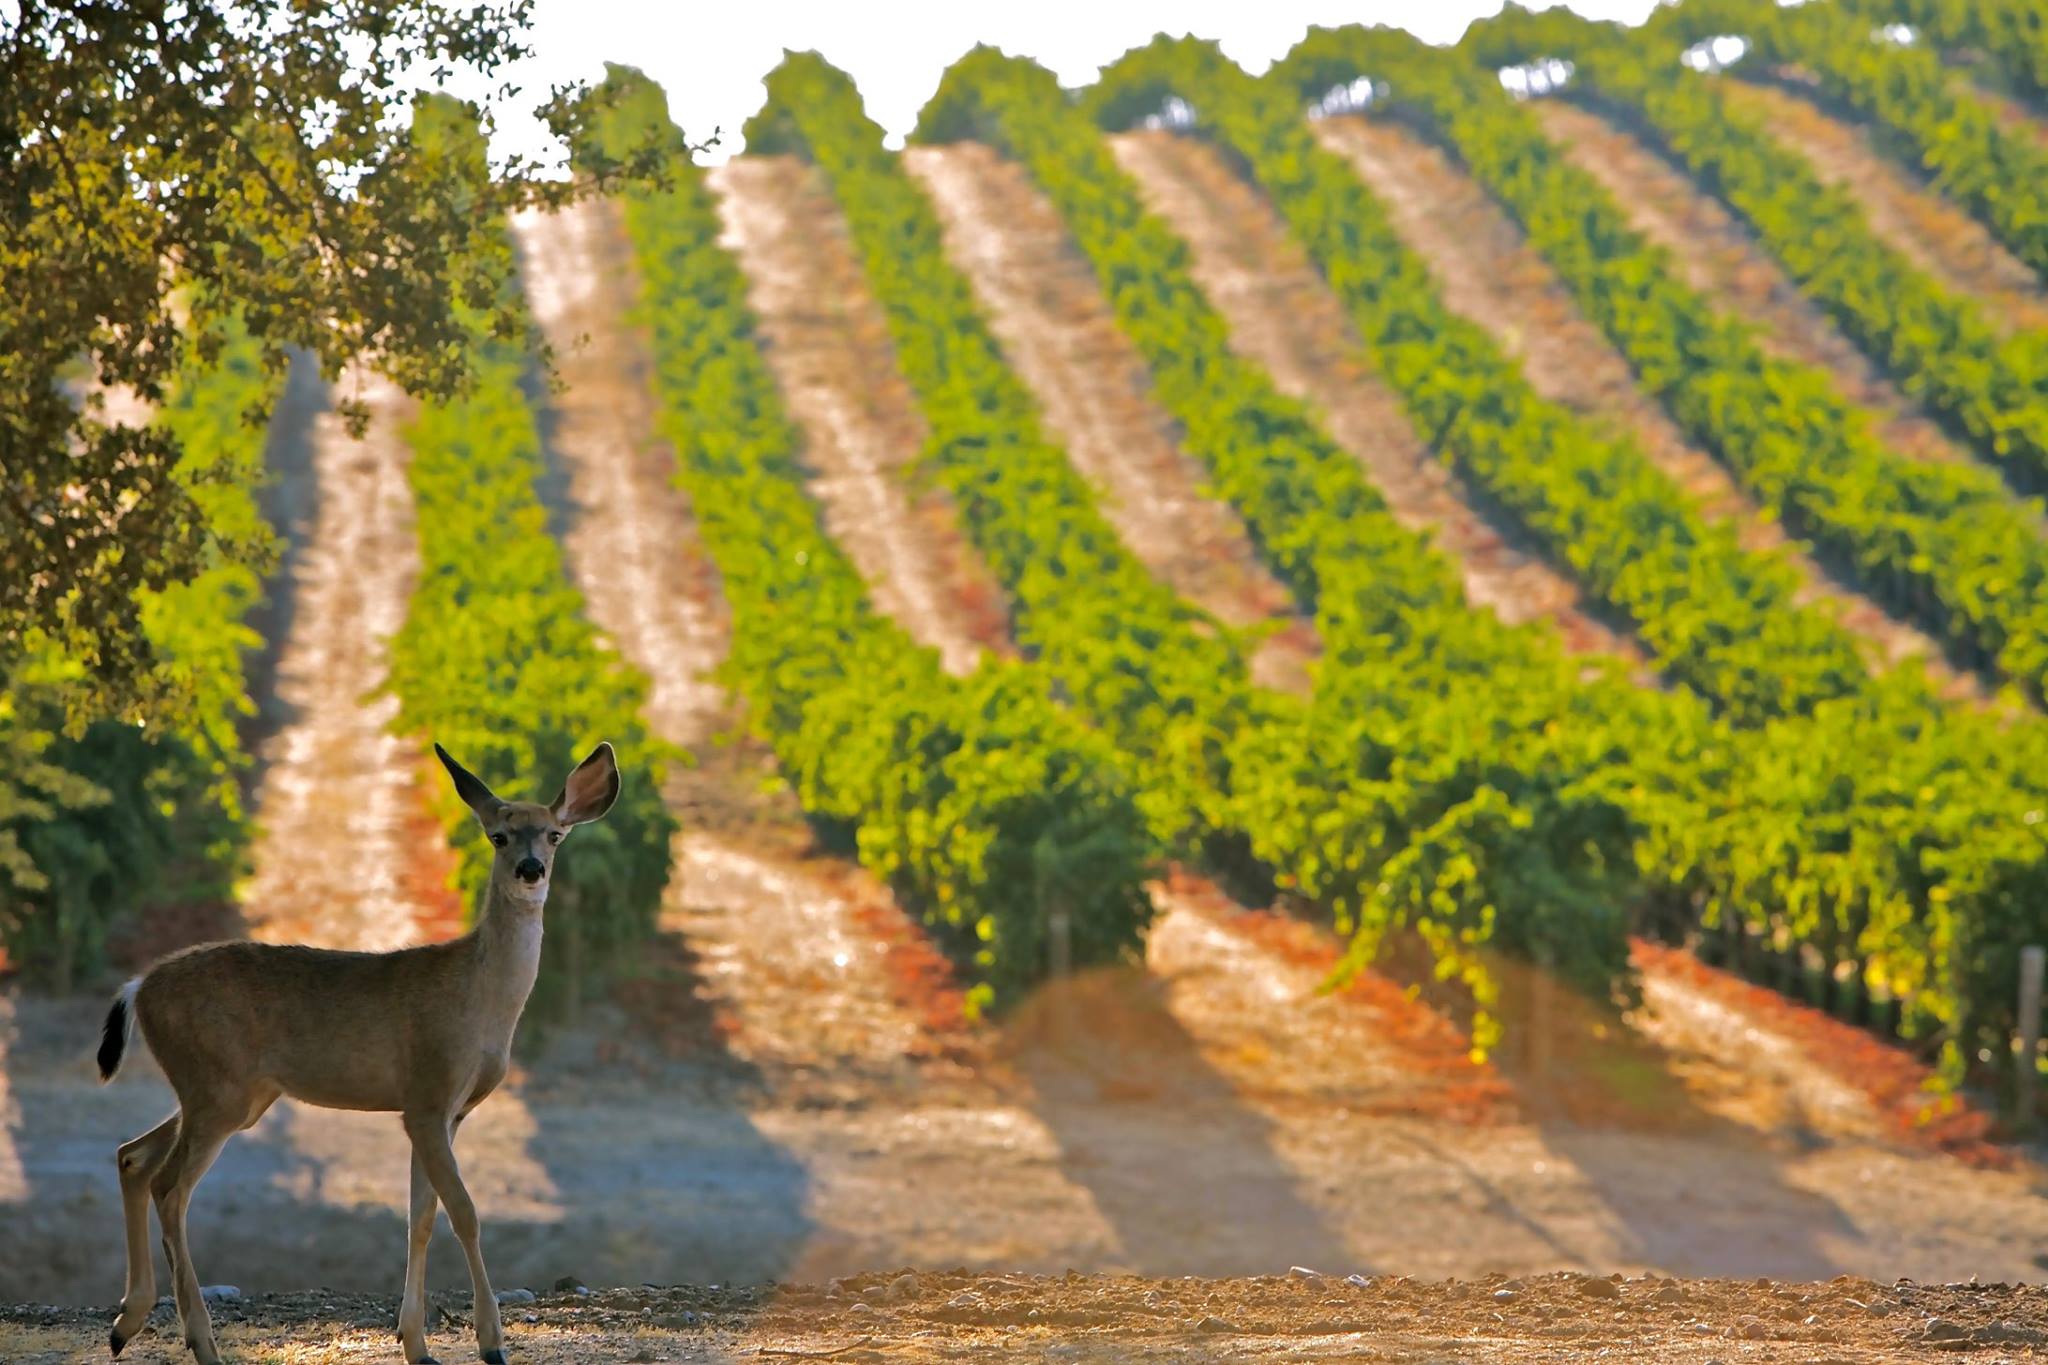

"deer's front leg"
[398,1147,442,1364]
[404,1112,506,1364]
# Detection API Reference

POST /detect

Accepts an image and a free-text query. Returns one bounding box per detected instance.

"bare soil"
[510,199,732,766]
[1308,114,1983,698]
[235,366,442,952]
[8,1271,2045,1363]
[1534,99,2021,493]
[1630,943,2007,1169]
[902,140,1317,694]
[1108,129,1648,675]
[705,156,1011,677]
[1712,83,2048,335]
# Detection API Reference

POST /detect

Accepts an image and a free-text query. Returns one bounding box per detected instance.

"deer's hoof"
[109,1327,127,1358]
[482,1351,507,1364]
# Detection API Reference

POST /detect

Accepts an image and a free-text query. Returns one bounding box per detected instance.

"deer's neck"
[472,881,546,1021]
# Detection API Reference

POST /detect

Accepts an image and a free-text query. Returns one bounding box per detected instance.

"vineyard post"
[1033,834,1072,981]
[1530,948,1554,1081]
[2018,945,2044,1132]
[1048,895,1073,980]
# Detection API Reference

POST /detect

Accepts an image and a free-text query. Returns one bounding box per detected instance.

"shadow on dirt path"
[1532,1122,1852,1278]
[239,353,329,761]
[1487,961,1857,1279]
[0,985,814,1303]
[457,1029,814,1290]
[0,990,418,1303]
[999,966,1363,1277]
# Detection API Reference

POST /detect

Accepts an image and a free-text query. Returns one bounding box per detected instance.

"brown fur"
[100,742,621,1365]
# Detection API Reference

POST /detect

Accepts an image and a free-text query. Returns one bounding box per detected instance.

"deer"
[94,740,622,1365]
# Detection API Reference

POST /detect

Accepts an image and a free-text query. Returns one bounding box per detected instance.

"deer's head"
[434,742,621,905]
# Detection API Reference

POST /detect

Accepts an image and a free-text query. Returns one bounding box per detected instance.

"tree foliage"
[1,0,674,717]
[1,315,278,985]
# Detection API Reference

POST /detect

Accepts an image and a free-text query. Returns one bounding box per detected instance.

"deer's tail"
[97,977,140,1082]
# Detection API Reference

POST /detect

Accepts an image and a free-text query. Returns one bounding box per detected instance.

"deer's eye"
[490,833,508,848]
[547,831,563,845]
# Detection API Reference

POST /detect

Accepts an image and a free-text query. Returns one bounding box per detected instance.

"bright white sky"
[470,0,1661,167]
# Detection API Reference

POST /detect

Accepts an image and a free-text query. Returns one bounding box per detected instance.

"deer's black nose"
[515,857,545,884]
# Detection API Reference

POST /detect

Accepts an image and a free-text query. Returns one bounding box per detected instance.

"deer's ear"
[551,742,621,827]
[435,744,503,823]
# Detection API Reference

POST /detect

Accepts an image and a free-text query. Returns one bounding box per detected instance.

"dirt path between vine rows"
[236,366,436,953]
[1109,129,1647,675]
[1307,114,1982,699]
[902,141,1318,695]
[705,156,1009,678]
[1534,99,2037,508]
[1714,82,2048,335]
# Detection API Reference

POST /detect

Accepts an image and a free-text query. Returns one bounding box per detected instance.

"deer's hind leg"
[152,1086,278,1365]
[110,1112,180,1356]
